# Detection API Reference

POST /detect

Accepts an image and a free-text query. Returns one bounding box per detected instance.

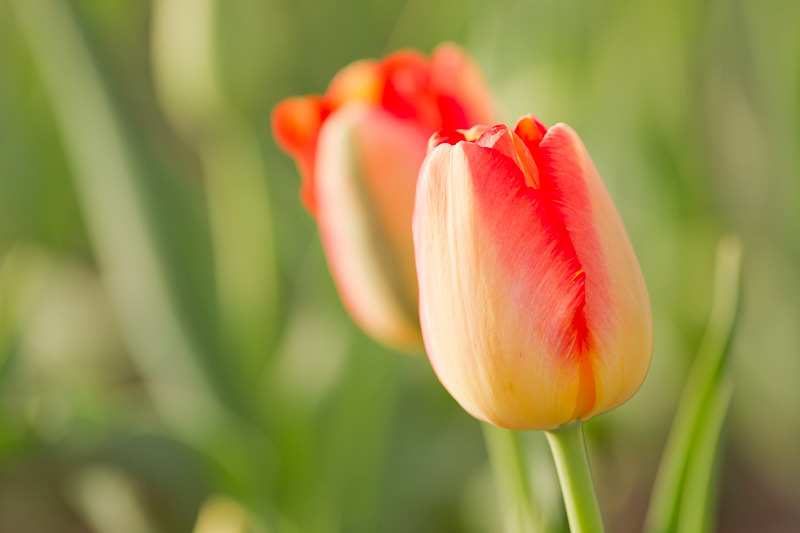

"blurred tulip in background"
[272,45,495,350]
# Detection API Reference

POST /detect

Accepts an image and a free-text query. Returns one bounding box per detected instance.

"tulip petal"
[430,43,495,128]
[414,141,594,429]
[380,50,435,125]
[475,125,540,188]
[271,96,328,213]
[514,115,548,154]
[316,104,424,349]
[537,124,652,419]
[326,59,383,109]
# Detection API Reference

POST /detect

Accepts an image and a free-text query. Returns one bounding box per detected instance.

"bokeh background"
[1,0,799,531]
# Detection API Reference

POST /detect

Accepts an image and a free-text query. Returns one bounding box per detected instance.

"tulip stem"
[482,424,539,533]
[545,422,604,533]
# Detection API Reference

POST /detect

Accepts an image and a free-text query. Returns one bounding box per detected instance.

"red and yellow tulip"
[413,115,652,429]
[272,45,494,350]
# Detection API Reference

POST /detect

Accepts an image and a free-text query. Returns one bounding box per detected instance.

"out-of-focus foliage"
[646,237,741,533]
[0,0,798,532]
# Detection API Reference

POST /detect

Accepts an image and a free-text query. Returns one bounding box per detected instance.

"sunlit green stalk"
[482,424,540,533]
[151,0,279,403]
[644,236,742,533]
[11,0,277,509]
[676,378,733,533]
[545,422,604,533]
[9,0,219,434]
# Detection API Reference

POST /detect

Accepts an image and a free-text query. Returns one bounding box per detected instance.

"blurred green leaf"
[151,0,280,415]
[644,236,742,533]
[676,378,733,533]
[10,0,215,428]
[482,424,542,533]
[8,0,276,511]
[0,246,52,378]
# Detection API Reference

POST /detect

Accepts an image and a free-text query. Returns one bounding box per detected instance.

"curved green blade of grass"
[676,376,734,533]
[151,0,279,411]
[10,0,218,436]
[0,247,52,382]
[8,0,276,498]
[644,235,743,533]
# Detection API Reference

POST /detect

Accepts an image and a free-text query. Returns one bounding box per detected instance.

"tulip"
[413,115,652,430]
[272,45,494,350]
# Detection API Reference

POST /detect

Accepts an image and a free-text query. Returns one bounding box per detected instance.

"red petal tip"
[428,128,465,153]
[271,96,327,155]
[514,115,548,150]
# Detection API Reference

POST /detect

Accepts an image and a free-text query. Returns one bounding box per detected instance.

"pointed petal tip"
[427,129,465,153]
[326,60,383,108]
[271,96,326,155]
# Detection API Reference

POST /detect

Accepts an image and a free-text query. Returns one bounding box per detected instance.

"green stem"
[545,422,604,533]
[482,424,540,533]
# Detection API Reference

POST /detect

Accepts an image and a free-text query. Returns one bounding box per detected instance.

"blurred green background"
[1,0,799,531]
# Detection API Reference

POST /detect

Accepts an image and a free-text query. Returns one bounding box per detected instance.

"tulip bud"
[272,45,495,350]
[413,116,652,429]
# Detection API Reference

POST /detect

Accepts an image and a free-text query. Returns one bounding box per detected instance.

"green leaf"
[483,424,543,533]
[8,0,276,499]
[0,246,52,381]
[644,236,743,533]
[151,0,281,413]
